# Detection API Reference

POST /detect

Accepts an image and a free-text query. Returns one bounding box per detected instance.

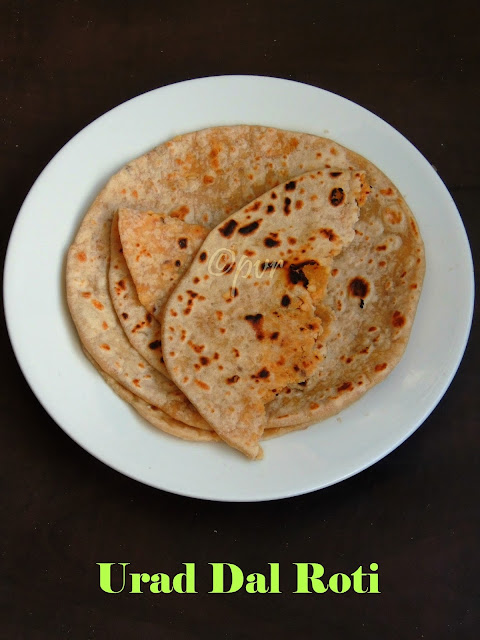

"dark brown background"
[2,1,479,638]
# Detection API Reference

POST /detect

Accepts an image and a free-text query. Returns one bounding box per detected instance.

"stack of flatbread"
[66,126,425,459]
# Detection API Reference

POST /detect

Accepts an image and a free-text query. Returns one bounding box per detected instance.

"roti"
[66,126,424,455]
[162,170,368,458]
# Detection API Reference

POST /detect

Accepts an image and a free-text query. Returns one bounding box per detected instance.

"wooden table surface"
[2,1,478,637]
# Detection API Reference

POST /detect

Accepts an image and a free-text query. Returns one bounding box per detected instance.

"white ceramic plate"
[4,76,474,501]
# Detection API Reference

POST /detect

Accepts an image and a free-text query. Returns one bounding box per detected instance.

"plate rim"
[3,75,475,502]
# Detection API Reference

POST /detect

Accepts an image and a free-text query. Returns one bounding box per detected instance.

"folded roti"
[118,209,209,316]
[108,212,168,377]
[84,349,310,446]
[110,210,306,432]
[162,171,367,458]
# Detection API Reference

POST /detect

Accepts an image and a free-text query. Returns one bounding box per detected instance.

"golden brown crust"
[162,171,365,458]
[66,126,425,455]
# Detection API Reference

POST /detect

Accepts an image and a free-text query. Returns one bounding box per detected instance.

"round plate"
[4,76,474,501]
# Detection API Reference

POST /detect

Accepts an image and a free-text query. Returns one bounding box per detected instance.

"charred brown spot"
[149,340,161,350]
[238,220,261,235]
[193,277,200,284]
[203,175,214,184]
[232,288,239,297]
[81,292,91,298]
[266,204,275,213]
[270,331,279,340]
[199,252,207,262]
[264,236,280,248]
[375,362,388,372]
[319,228,338,241]
[330,171,342,177]
[376,244,387,251]
[117,280,126,291]
[194,380,210,391]
[287,237,297,245]
[92,300,104,310]
[283,197,292,214]
[175,260,181,267]
[187,340,204,353]
[219,219,238,238]
[338,382,353,392]
[186,290,198,298]
[368,327,377,332]
[233,348,240,357]
[227,375,240,384]
[380,188,394,196]
[310,402,320,410]
[281,294,291,307]
[178,238,188,249]
[132,379,140,387]
[285,180,296,191]
[379,261,386,267]
[121,312,128,319]
[245,201,261,212]
[271,192,278,199]
[359,299,365,309]
[222,262,235,274]
[329,187,345,206]
[76,251,87,262]
[245,313,264,340]
[200,356,210,366]
[100,344,110,350]
[295,200,304,210]
[252,367,270,379]
[288,260,318,288]
[392,310,406,328]
[348,277,370,298]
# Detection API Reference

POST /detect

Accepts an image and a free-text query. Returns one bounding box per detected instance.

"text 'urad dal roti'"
[162,170,368,459]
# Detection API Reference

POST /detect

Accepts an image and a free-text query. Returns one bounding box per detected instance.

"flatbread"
[162,170,367,458]
[118,208,208,316]
[265,156,425,428]
[66,126,424,453]
[83,349,218,442]
[84,349,310,446]
[109,209,317,433]
[108,212,168,377]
